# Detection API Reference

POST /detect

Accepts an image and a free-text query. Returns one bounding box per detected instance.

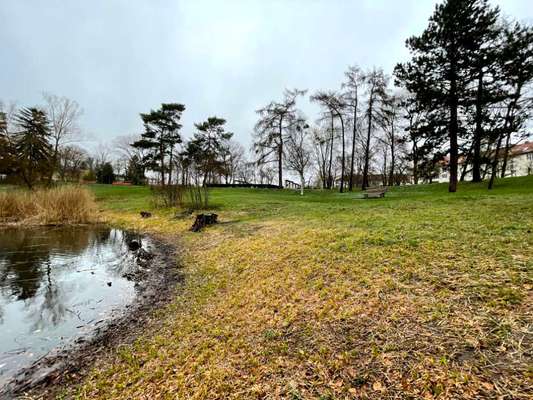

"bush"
[96,162,115,184]
[186,185,209,210]
[151,184,185,208]
[0,186,97,225]
[150,184,209,210]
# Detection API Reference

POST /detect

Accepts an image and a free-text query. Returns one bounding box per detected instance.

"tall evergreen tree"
[13,107,52,189]
[467,4,501,182]
[132,103,185,186]
[489,22,533,188]
[396,0,501,192]
[186,116,233,185]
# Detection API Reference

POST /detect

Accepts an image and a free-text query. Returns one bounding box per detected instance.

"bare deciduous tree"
[285,123,312,195]
[43,93,82,184]
[310,91,347,192]
[380,92,403,186]
[362,68,388,190]
[342,65,364,191]
[253,88,306,188]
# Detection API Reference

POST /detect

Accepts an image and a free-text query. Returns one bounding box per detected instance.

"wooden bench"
[363,186,388,198]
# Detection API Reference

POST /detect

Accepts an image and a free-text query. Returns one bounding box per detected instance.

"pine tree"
[186,117,233,185]
[132,103,185,186]
[495,22,533,182]
[13,107,52,189]
[396,0,502,192]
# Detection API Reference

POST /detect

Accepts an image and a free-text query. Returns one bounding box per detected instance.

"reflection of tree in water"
[86,229,141,276]
[26,260,67,331]
[0,229,48,300]
[0,226,139,330]
[0,228,92,304]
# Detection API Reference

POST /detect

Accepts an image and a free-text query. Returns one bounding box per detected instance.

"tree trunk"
[472,68,484,182]
[488,132,504,190]
[278,117,283,188]
[159,141,165,186]
[299,172,304,196]
[500,131,512,178]
[412,139,419,185]
[460,142,474,181]
[339,114,345,193]
[388,121,395,186]
[362,92,373,190]
[348,100,357,191]
[499,83,523,179]
[167,148,173,185]
[327,113,335,189]
[448,62,459,193]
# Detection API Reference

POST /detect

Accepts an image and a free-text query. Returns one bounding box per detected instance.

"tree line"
[253,0,533,193]
[2,0,531,194]
[0,94,89,189]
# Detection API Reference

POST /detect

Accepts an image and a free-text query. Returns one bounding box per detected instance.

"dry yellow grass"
[67,179,532,400]
[0,186,97,225]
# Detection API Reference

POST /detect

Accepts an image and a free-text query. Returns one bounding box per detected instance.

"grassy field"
[72,177,532,399]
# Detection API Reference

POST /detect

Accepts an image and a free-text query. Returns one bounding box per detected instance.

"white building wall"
[434,152,533,183]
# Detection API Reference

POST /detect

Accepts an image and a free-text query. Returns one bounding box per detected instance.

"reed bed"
[0,186,97,225]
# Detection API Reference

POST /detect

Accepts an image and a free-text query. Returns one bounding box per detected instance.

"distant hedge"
[206,183,281,189]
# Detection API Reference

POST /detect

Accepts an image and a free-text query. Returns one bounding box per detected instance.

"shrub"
[96,162,115,184]
[0,186,97,225]
[185,185,209,210]
[150,184,209,210]
[151,184,185,208]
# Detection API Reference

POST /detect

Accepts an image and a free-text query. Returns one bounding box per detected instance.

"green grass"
[90,175,533,221]
[71,176,533,399]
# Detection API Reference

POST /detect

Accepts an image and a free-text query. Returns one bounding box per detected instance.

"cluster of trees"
[396,0,533,191]
[125,103,253,187]
[0,95,128,188]
[253,71,411,192]
[253,0,532,193]
[0,94,90,189]
[3,0,530,195]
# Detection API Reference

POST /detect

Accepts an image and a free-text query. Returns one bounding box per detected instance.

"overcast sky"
[1,0,532,150]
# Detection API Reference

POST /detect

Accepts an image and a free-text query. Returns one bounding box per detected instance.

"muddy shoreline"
[0,232,181,400]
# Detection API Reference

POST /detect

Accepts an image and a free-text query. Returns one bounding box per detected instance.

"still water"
[0,226,147,387]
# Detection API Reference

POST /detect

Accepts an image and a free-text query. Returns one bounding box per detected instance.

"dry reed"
[0,186,97,225]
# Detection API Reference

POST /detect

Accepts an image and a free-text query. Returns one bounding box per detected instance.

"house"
[436,141,533,182]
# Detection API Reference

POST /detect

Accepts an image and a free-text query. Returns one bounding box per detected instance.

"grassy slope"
[77,178,532,399]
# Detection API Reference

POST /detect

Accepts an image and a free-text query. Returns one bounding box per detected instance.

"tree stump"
[190,213,218,232]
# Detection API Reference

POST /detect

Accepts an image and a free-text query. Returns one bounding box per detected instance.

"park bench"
[363,186,388,199]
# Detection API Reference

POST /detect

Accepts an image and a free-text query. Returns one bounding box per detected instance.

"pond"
[0,226,150,388]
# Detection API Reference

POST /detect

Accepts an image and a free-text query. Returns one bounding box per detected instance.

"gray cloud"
[1,0,531,150]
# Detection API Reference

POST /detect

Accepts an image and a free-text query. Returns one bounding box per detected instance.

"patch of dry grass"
[64,179,533,399]
[0,186,97,225]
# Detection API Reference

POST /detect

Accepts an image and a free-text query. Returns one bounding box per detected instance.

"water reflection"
[0,226,146,387]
